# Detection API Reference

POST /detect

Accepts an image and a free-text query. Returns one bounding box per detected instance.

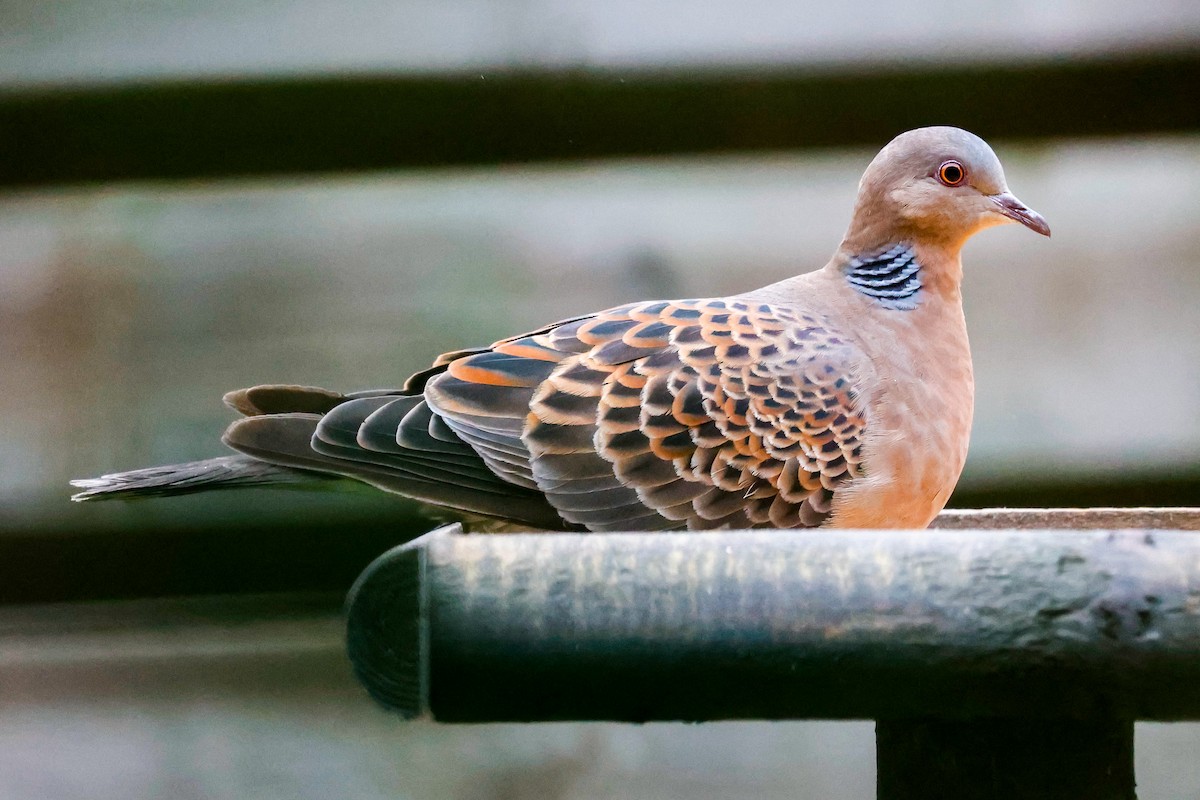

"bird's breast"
[831,298,974,529]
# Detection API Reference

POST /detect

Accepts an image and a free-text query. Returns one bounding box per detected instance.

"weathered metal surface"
[346,518,1200,722]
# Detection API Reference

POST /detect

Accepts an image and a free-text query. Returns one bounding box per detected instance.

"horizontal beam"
[1,499,1196,608]
[0,500,429,605]
[933,507,1200,529]
[346,516,1200,722]
[3,48,1199,188]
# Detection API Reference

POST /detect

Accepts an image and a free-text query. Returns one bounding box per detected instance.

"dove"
[72,126,1049,531]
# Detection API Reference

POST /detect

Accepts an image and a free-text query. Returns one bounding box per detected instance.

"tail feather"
[70,455,332,502]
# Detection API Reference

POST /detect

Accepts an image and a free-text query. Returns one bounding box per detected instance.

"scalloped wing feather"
[424,297,868,530]
[217,298,867,531]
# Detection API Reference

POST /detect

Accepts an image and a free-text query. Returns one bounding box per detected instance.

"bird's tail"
[70,455,333,502]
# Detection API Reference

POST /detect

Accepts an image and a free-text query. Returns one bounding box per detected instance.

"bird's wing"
[219,379,573,528]
[219,299,867,530]
[217,316,602,529]
[425,297,869,530]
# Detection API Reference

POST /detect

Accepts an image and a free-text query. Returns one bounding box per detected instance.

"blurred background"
[1,1,1199,798]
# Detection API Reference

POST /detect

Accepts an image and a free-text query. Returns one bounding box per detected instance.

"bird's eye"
[937,160,966,186]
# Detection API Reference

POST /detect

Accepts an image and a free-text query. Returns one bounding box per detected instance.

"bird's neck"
[831,235,965,308]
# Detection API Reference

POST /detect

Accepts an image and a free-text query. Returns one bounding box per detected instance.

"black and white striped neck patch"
[844,244,922,311]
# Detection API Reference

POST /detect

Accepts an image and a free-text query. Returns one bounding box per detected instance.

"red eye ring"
[937,160,966,186]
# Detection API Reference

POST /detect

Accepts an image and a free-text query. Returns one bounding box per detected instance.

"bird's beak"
[990,192,1051,237]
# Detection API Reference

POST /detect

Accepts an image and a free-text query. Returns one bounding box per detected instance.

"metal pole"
[347,520,1200,722]
[876,718,1135,800]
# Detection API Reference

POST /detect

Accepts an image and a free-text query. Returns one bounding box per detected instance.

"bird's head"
[846,126,1050,253]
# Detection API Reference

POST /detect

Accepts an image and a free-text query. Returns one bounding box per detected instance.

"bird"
[71,126,1049,531]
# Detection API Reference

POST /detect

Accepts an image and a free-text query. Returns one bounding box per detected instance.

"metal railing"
[347,509,1200,799]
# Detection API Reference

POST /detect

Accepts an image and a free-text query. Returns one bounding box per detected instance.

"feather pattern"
[844,244,923,310]
[419,296,868,530]
[203,294,869,531]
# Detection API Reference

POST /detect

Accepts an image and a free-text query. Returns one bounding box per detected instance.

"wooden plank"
[2,49,1198,187]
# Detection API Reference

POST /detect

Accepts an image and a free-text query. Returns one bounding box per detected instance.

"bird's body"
[72,127,1048,530]
[759,254,975,528]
